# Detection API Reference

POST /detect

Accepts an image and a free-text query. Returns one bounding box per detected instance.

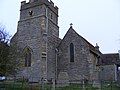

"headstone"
[57,71,69,87]
[52,79,55,90]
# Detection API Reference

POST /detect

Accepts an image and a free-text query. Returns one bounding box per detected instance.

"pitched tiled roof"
[68,26,100,55]
[99,53,120,65]
[48,35,61,46]
[58,26,101,56]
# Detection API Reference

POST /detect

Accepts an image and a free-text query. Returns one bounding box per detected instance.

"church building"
[11,0,120,85]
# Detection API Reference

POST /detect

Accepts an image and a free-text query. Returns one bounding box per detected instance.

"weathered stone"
[57,71,69,87]
[10,0,120,88]
[11,0,59,83]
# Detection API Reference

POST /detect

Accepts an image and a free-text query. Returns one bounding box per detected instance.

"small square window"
[29,10,33,16]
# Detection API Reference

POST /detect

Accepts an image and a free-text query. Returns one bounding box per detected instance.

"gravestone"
[57,71,69,87]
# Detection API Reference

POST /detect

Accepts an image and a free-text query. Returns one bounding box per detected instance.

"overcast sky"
[0,0,120,53]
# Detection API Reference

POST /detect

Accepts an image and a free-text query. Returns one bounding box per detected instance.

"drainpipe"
[114,64,117,81]
[55,48,58,82]
[45,6,48,80]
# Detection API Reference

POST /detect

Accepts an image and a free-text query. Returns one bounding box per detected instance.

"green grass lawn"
[0,81,120,90]
[56,84,98,90]
[100,82,120,90]
[0,82,98,90]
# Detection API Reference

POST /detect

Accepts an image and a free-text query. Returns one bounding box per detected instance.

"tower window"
[29,10,33,16]
[50,13,53,19]
[24,47,32,67]
[70,43,74,62]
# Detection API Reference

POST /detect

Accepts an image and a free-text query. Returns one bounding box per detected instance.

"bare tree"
[0,25,10,43]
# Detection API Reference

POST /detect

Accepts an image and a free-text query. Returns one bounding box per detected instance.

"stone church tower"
[11,0,101,84]
[11,0,60,82]
[10,0,120,87]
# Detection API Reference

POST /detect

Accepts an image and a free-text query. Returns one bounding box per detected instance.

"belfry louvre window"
[70,43,74,62]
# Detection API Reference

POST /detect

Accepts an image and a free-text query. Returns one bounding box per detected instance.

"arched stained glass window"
[70,43,74,62]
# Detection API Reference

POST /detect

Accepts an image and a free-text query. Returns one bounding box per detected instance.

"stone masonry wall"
[99,65,116,81]
[57,27,91,83]
[11,0,59,82]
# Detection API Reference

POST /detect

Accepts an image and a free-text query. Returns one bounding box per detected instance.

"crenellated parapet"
[21,1,26,5]
[20,0,58,15]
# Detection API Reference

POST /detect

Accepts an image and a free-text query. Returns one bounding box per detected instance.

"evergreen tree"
[0,26,10,75]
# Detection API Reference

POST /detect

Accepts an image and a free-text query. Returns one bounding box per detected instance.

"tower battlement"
[21,1,26,5]
[21,0,58,15]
